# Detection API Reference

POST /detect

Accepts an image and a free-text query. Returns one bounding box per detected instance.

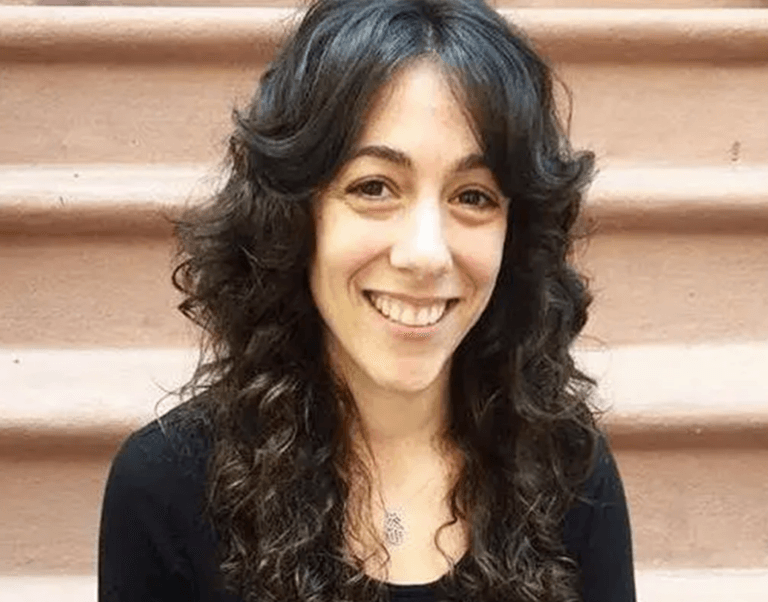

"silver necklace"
[379,474,439,547]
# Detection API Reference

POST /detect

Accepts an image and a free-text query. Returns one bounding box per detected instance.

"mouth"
[363,291,459,328]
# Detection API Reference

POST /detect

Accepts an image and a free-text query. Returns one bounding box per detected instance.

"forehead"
[354,61,481,156]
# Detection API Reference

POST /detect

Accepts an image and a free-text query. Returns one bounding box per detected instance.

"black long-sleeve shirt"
[99,400,636,602]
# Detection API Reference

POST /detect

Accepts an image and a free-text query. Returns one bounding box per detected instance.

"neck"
[329,353,453,476]
[356,372,451,466]
[329,350,466,560]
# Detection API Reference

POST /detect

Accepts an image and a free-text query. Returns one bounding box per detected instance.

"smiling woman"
[98,2,635,602]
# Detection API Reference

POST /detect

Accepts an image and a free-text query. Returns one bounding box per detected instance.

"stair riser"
[620,447,768,568]
[1,439,765,573]
[1,46,767,165]
[0,235,192,347]
[576,232,768,346]
[0,450,111,575]
[0,63,253,165]
[563,63,768,167]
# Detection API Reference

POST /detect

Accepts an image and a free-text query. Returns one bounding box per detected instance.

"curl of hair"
[172,1,600,601]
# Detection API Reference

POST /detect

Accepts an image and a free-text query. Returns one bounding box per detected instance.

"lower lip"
[364,293,454,338]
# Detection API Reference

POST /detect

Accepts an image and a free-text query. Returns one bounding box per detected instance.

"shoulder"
[582,433,624,504]
[105,399,212,518]
[100,399,236,600]
[563,432,627,535]
[563,431,637,601]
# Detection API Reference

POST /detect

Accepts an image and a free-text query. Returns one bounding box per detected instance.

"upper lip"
[365,290,458,306]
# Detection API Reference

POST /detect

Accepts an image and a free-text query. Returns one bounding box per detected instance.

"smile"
[364,291,458,327]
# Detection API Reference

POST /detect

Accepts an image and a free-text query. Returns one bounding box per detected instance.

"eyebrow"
[348,144,489,174]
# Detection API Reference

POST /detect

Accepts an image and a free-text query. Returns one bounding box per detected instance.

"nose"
[390,196,452,278]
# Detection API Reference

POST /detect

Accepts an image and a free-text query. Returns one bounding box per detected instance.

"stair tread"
[3,163,768,203]
[2,6,768,63]
[2,343,767,432]
[3,164,767,234]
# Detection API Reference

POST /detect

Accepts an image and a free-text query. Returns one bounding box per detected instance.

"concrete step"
[2,164,767,347]
[4,343,768,432]
[3,163,768,234]
[2,570,768,602]
[1,8,767,164]
[2,344,767,572]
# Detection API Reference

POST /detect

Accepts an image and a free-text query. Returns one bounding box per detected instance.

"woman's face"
[310,61,508,395]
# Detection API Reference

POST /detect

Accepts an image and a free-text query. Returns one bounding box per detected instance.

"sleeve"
[98,429,197,602]
[567,436,637,602]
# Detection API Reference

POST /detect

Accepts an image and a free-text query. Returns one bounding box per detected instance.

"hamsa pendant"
[383,510,405,546]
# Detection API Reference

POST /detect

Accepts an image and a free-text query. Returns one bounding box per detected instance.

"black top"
[99,401,636,602]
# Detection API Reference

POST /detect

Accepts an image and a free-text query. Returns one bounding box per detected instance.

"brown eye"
[457,189,495,209]
[352,180,386,198]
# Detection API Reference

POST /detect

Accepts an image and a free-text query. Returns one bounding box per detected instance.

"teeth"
[367,292,450,327]
[429,305,440,323]
[389,301,402,322]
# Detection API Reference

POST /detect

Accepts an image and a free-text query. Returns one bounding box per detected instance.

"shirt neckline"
[369,550,471,594]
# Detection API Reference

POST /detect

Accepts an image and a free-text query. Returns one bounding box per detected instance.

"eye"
[348,179,389,199]
[454,188,497,210]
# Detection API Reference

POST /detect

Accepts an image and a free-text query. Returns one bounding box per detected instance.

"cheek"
[311,208,389,302]
[452,224,507,291]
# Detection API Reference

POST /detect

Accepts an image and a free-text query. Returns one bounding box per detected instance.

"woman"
[99,1,635,601]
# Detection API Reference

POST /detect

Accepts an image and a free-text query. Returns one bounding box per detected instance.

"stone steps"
[2,5,767,597]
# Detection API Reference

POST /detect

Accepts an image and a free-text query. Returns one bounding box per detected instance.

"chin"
[369,357,450,395]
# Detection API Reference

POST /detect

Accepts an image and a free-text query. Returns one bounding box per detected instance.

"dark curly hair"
[171,1,600,600]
